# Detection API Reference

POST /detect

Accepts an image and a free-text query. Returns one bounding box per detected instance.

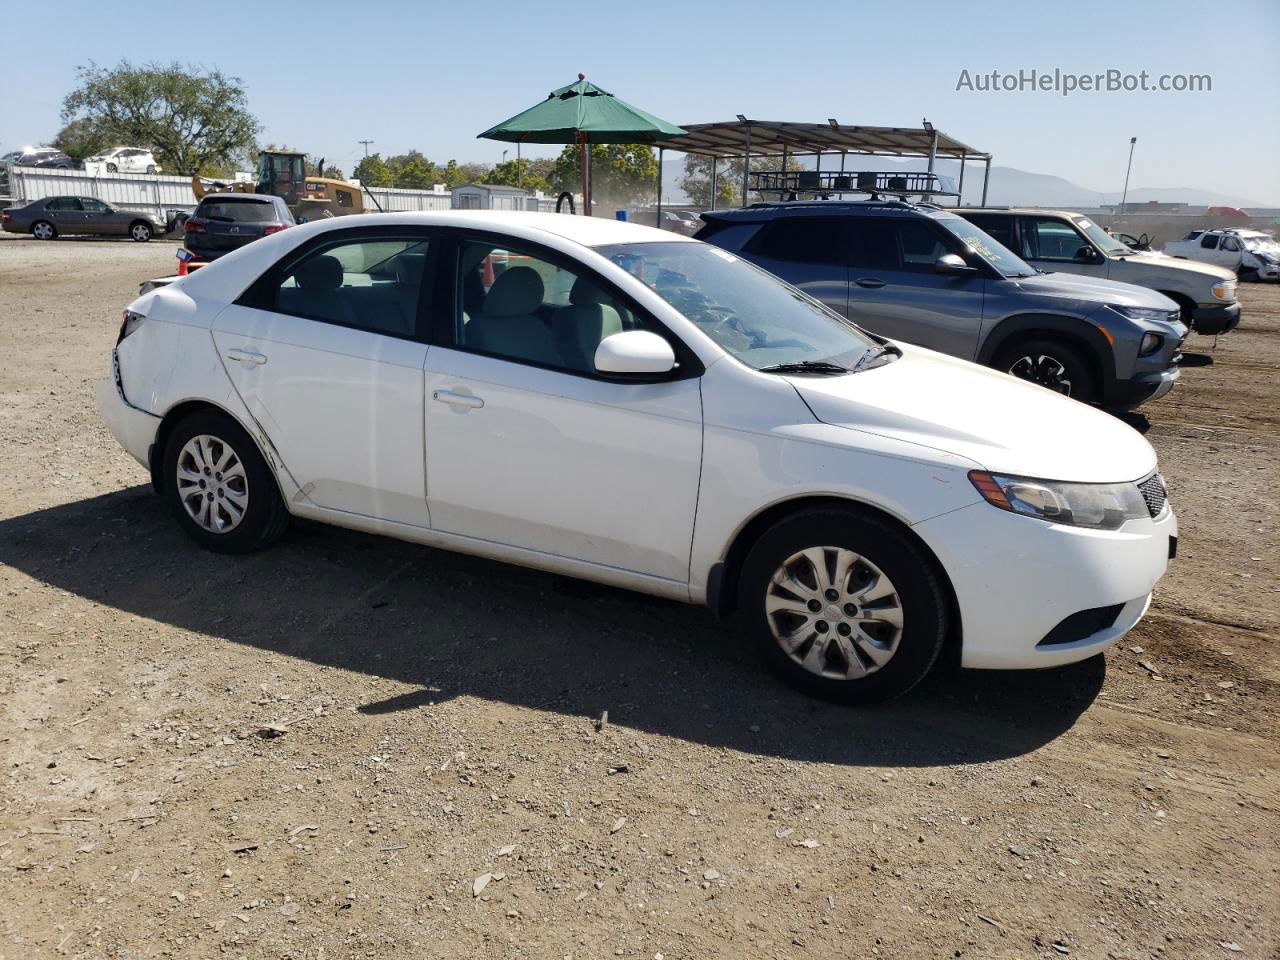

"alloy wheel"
[131,223,151,241]
[1008,354,1073,395]
[175,434,249,533]
[32,222,54,241]
[764,546,903,680]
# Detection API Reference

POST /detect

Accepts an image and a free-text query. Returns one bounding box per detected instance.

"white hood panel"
[791,345,1157,483]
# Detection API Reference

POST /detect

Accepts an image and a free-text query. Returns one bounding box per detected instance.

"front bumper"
[1190,301,1241,335]
[914,500,1176,670]
[1105,364,1180,410]
[95,372,160,470]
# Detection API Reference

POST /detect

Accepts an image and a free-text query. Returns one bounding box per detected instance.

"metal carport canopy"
[647,119,993,209]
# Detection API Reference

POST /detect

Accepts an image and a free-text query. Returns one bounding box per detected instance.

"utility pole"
[1119,137,1137,215]
[358,139,374,157]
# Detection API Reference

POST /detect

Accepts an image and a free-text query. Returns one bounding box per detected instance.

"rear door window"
[1200,234,1220,250]
[846,219,901,272]
[745,218,846,265]
[46,198,82,211]
[962,213,1017,251]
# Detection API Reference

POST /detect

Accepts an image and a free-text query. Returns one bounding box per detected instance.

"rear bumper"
[1190,302,1240,335]
[914,501,1176,670]
[95,373,160,470]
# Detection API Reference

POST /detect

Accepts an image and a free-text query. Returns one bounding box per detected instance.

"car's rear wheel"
[32,221,56,241]
[130,221,153,242]
[162,410,290,554]
[994,338,1096,404]
[738,509,948,704]
[146,165,156,174]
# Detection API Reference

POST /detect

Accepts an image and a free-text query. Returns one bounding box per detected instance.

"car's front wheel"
[738,509,948,704]
[994,338,1097,404]
[162,410,290,553]
[31,220,56,241]
[130,221,153,242]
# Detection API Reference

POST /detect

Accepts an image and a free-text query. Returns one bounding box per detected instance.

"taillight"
[117,310,145,343]
[2,213,10,223]
[184,219,206,233]
[263,224,287,235]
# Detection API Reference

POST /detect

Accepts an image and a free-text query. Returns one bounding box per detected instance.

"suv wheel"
[994,338,1096,404]
[738,509,948,705]
[162,410,290,554]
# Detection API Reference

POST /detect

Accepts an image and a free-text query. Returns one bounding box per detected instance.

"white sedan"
[96,212,1176,703]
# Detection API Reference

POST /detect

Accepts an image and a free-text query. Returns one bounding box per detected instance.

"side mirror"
[1076,245,1101,264]
[935,253,976,276]
[594,330,676,376]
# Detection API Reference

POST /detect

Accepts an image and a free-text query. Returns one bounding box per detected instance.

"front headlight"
[1109,305,1175,322]
[1211,279,1236,301]
[969,470,1149,531]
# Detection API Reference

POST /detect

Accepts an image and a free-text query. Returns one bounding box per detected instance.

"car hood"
[788,344,1157,483]
[1128,251,1236,282]
[1012,271,1177,310]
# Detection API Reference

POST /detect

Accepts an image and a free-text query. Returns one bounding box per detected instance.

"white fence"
[4,165,564,218]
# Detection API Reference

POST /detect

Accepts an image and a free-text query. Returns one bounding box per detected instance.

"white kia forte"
[96,212,1177,703]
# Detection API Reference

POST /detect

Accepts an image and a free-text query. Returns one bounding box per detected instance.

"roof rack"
[750,169,958,199]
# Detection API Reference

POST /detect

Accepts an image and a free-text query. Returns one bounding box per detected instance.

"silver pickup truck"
[958,209,1241,335]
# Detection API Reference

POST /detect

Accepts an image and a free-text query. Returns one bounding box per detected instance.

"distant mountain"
[661,155,1270,210]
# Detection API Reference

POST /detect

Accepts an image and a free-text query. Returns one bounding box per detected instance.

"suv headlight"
[969,470,1149,531]
[1109,305,1174,322]
[1211,279,1236,301]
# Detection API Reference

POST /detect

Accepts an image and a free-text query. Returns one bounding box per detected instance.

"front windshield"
[935,215,1036,278]
[594,241,877,371]
[1073,216,1131,256]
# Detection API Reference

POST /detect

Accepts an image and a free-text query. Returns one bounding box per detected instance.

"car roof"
[198,193,279,202]
[284,210,689,247]
[702,199,953,222]
[958,208,1085,217]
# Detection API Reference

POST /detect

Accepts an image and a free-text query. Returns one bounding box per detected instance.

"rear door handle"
[433,389,484,409]
[226,348,267,365]
[855,277,885,288]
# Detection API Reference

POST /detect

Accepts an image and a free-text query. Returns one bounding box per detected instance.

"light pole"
[1119,137,1137,215]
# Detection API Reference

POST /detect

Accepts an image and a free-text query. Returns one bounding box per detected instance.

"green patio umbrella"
[478,73,686,214]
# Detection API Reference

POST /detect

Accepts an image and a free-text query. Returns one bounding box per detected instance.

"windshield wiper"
[851,344,901,372]
[758,360,850,376]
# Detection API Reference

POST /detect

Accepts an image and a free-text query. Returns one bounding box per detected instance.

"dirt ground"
[1,232,1276,960]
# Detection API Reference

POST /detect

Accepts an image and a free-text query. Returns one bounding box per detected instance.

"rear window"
[197,198,278,223]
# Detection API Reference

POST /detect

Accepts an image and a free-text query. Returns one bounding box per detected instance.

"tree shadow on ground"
[0,487,1106,768]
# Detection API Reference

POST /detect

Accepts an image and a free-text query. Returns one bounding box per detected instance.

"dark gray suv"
[696,200,1187,409]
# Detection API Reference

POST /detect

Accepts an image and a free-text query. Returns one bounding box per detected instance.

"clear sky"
[4,0,1278,203]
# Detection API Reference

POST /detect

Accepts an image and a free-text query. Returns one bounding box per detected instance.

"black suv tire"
[994,338,1097,404]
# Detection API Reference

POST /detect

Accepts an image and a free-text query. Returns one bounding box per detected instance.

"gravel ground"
[0,232,1276,960]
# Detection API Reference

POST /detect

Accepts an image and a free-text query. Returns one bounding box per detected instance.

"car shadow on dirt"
[0,486,1105,768]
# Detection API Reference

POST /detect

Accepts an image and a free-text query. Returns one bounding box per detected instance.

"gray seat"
[553,277,624,371]
[278,254,358,326]
[466,266,562,366]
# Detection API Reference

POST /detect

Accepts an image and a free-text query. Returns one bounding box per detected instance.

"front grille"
[1137,473,1168,518]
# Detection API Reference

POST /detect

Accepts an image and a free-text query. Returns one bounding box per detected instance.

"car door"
[1018,216,1102,278]
[79,197,114,235]
[843,217,986,360]
[422,232,703,583]
[211,228,435,526]
[740,216,849,316]
[45,197,85,233]
[1216,235,1241,270]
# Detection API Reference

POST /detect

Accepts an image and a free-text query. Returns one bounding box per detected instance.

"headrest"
[485,266,544,316]
[569,276,607,306]
[295,254,343,291]
[394,253,426,286]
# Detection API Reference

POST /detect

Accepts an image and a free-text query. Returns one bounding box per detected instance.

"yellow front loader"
[192,151,372,222]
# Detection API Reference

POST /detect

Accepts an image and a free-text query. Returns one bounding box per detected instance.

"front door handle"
[855,277,886,288]
[226,348,267,365]
[433,389,484,409]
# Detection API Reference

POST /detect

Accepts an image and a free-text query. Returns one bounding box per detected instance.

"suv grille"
[1137,473,1168,518]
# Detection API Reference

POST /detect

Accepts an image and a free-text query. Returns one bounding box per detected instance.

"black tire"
[737,508,948,705]
[129,221,153,242]
[993,337,1097,404]
[161,409,290,554]
[145,165,156,174]
[31,220,57,241]
[106,163,118,173]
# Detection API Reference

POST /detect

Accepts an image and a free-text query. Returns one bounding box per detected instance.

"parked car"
[96,211,1176,704]
[0,146,73,170]
[656,209,698,235]
[696,200,1185,410]
[955,208,1240,335]
[182,193,294,263]
[84,147,162,174]
[1162,229,1280,282]
[1,195,163,241]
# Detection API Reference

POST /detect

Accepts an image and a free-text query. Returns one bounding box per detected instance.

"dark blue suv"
[695,199,1186,409]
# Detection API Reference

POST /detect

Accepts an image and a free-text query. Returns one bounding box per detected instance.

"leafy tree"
[680,154,740,208]
[61,60,260,175]
[52,117,110,164]
[352,153,394,187]
[552,143,658,207]
[392,154,437,189]
[483,158,552,194]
